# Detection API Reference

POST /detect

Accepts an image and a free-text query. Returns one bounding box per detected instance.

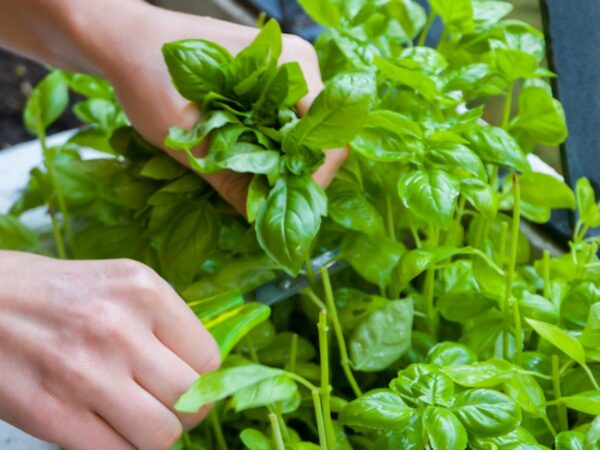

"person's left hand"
[87,2,347,213]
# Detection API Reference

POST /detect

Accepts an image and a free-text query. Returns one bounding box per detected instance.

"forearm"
[0,0,146,75]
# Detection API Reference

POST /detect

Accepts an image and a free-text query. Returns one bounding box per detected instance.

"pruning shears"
[187,249,348,357]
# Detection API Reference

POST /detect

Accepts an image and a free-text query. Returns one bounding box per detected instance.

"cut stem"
[552,355,568,432]
[321,268,363,398]
[318,310,337,450]
[503,175,520,359]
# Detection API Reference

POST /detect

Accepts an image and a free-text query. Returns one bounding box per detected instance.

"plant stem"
[321,268,363,398]
[244,336,260,363]
[386,192,397,241]
[541,414,558,438]
[303,288,327,310]
[424,226,440,338]
[38,123,72,257]
[411,226,422,248]
[503,174,520,359]
[318,310,337,450]
[445,195,465,246]
[209,410,228,450]
[418,12,436,46]
[543,250,551,299]
[289,333,298,374]
[269,413,286,450]
[502,83,514,130]
[552,355,569,432]
[312,390,328,450]
[48,207,66,259]
[305,255,316,283]
[582,363,600,390]
[512,300,523,366]
[499,221,508,268]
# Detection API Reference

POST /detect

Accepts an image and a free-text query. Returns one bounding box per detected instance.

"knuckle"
[152,415,182,450]
[115,259,161,295]
[285,34,314,56]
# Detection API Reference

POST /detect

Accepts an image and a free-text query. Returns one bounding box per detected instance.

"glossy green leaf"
[232,374,298,412]
[502,373,546,417]
[576,178,600,228]
[162,39,233,101]
[293,72,373,149]
[452,388,521,437]
[397,170,460,227]
[427,342,478,367]
[328,180,385,236]
[525,318,586,366]
[0,215,39,252]
[465,126,529,172]
[175,364,282,412]
[240,428,272,450]
[430,0,473,32]
[23,70,69,134]
[423,406,468,450]
[517,173,576,210]
[205,302,271,358]
[256,176,327,275]
[350,299,413,371]
[555,431,585,450]
[340,389,416,430]
[444,360,514,388]
[560,390,600,415]
[297,0,341,27]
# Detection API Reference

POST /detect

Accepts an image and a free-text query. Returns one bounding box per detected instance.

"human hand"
[84,2,347,213]
[0,251,220,450]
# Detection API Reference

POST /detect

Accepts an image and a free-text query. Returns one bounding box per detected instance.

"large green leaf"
[350,299,413,372]
[452,389,521,437]
[232,374,298,412]
[23,70,69,134]
[162,39,233,101]
[175,363,283,412]
[340,389,415,430]
[397,169,460,227]
[256,176,327,275]
[423,406,468,450]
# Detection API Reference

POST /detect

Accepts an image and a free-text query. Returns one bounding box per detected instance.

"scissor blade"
[248,250,348,306]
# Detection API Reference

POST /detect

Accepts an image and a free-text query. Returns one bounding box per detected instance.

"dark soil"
[0,49,80,149]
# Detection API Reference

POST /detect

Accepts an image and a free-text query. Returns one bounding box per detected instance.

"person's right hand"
[0,251,220,450]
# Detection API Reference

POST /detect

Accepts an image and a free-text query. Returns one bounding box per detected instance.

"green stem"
[503,174,520,359]
[582,363,600,390]
[541,414,558,438]
[209,410,228,450]
[418,12,436,47]
[386,192,397,241]
[289,333,298,374]
[303,288,327,310]
[424,226,440,338]
[411,226,422,248]
[38,123,72,257]
[321,268,363,398]
[318,311,337,450]
[285,372,318,391]
[48,208,66,259]
[499,221,508,268]
[312,390,328,450]
[244,336,260,363]
[552,355,569,432]
[305,255,316,283]
[445,195,466,246]
[269,413,286,450]
[502,83,514,130]
[512,300,523,366]
[543,250,551,299]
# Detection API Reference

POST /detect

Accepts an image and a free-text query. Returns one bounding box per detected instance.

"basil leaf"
[525,318,586,366]
[502,373,546,418]
[162,39,233,101]
[452,389,521,437]
[232,374,298,412]
[423,406,468,450]
[586,416,600,449]
[292,72,373,149]
[255,176,327,275]
[350,299,413,372]
[328,180,385,236]
[444,360,514,388]
[240,428,272,450]
[555,431,585,450]
[0,215,39,252]
[576,178,600,228]
[396,246,462,286]
[297,0,341,27]
[560,391,600,415]
[517,173,576,210]
[340,389,416,430]
[23,70,69,134]
[397,169,460,227]
[175,364,283,412]
[426,142,486,180]
[510,85,568,146]
[140,154,188,180]
[427,342,478,367]
[465,126,529,172]
[247,175,270,223]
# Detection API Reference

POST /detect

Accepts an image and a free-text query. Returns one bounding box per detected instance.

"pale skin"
[0,0,346,449]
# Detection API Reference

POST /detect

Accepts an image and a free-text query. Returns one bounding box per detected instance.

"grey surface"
[0,422,58,450]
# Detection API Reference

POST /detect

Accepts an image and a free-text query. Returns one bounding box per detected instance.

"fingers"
[132,334,211,429]
[30,393,133,450]
[95,379,182,450]
[313,147,349,187]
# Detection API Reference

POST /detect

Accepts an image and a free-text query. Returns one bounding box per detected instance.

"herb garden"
[1,0,599,449]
